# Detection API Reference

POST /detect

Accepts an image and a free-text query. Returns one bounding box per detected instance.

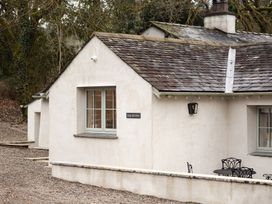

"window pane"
[94,90,101,109]
[106,110,116,129]
[87,90,101,109]
[106,89,116,109]
[106,89,116,129]
[94,109,102,128]
[86,109,102,129]
[86,109,94,128]
[259,128,271,148]
[259,108,270,127]
[87,91,94,109]
[86,90,102,129]
[106,110,113,128]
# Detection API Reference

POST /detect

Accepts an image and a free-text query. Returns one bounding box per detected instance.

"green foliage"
[0,0,271,107]
[229,0,272,33]
[141,0,198,26]
[106,0,143,33]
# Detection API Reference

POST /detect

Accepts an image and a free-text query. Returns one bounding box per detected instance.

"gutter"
[153,88,272,97]
[32,91,49,100]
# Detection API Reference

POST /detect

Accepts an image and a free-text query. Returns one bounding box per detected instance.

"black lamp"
[188,102,198,115]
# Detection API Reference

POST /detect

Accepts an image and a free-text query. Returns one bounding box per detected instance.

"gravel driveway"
[0,122,185,204]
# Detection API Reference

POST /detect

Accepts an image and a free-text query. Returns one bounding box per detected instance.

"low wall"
[51,162,272,204]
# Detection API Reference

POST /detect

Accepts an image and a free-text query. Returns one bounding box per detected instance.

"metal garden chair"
[221,157,242,169]
[187,162,193,173]
[263,174,272,180]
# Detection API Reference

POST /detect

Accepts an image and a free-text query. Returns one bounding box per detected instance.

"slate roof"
[234,43,272,92]
[96,32,272,93]
[41,31,272,95]
[150,21,272,45]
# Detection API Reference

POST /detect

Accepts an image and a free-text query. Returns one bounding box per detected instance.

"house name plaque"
[126,113,141,119]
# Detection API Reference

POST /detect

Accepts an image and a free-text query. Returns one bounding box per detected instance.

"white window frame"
[256,106,272,152]
[85,87,116,133]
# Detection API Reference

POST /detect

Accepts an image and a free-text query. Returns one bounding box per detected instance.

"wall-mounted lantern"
[188,102,198,115]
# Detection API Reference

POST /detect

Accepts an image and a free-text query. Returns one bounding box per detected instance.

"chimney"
[204,0,236,33]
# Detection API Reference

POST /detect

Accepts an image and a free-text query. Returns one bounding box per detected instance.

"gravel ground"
[0,122,186,204]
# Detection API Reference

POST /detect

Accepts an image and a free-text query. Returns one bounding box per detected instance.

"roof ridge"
[94,32,228,47]
[150,21,204,29]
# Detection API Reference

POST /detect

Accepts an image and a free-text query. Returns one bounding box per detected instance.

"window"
[257,107,272,151]
[86,88,116,132]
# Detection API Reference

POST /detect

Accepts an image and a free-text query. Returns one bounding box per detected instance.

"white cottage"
[27,1,272,203]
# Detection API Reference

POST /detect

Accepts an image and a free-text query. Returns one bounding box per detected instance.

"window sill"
[250,151,272,157]
[74,132,118,139]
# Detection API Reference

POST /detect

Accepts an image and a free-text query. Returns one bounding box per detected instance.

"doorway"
[34,112,41,146]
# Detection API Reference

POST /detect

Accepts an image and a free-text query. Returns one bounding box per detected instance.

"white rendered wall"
[204,14,236,33]
[27,99,41,142]
[38,99,49,149]
[49,36,154,169]
[151,95,272,178]
[52,163,272,204]
[228,96,272,178]
[142,27,166,38]
[152,95,229,174]
[27,99,49,149]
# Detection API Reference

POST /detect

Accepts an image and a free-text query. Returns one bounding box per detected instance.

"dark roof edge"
[155,90,272,96]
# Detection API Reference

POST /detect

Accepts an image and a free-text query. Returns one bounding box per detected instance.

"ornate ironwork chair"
[233,167,256,178]
[187,162,193,173]
[263,174,272,180]
[221,157,242,169]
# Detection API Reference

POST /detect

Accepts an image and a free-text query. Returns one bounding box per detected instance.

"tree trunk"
[57,24,62,73]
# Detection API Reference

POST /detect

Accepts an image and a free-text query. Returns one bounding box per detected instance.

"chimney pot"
[211,0,229,13]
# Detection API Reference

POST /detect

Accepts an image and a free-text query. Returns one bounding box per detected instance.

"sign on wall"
[126,113,141,119]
